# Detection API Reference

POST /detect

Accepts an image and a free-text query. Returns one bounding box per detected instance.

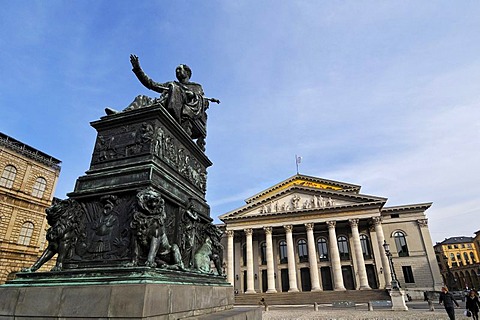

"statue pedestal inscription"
[0,58,260,319]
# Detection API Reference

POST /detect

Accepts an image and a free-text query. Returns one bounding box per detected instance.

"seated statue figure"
[110,55,219,151]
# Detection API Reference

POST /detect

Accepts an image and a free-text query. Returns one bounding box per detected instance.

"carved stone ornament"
[348,219,359,228]
[226,230,234,238]
[283,225,293,233]
[372,216,382,225]
[263,226,272,235]
[417,219,428,228]
[326,220,336,228]
[304,223,314,231]
[244,228,253,236]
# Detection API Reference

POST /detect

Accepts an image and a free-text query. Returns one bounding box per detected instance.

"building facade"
[0,132,61,283]
[220,174,442,298]
[434,236,480,290]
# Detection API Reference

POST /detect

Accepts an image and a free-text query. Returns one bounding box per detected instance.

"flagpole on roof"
[295,155,302,175]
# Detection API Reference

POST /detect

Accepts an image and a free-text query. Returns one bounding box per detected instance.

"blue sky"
[2,2,480,243]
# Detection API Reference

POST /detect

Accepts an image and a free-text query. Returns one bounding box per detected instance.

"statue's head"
[176,64,192,82]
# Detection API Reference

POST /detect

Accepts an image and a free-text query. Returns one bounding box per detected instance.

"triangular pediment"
[244,174,361,204]
[220,179,386,221]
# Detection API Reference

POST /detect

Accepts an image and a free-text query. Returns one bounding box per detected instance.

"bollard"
[264,305,269,311]
[428,300,435,311]
[368,301,373,311]
[314,302,319,311]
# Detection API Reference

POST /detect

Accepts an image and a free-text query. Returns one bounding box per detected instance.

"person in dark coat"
[466,289,480,320]
[439,286,459,320]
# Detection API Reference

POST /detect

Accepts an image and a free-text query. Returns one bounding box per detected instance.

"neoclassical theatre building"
[219,174,442,298]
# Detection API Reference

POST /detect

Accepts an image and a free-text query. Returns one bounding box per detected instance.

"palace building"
[0,132,61,282]
[219,174,442,299]
[434,235,480,290]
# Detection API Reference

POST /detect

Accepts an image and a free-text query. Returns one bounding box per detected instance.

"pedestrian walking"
[466,289,480,320]
[439,286,459,320]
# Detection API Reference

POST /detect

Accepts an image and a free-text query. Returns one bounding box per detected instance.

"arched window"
[18,222,34,245]
[298,239,308,262]
[470,252,476,263]
[32,177,47,198]
[360,234,372,259]
[457,253,463,266]
[337,236,350,260]
[464,252,470,264]
[393,231,409,257]
[0,165,16,188]
[242,244,247,266]
[279,240,288,264]
[450,253,456,261]
[317,237,329,261]
[260,242,267,265]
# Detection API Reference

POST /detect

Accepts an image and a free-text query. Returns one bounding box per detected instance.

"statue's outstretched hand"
[130,54,140,69]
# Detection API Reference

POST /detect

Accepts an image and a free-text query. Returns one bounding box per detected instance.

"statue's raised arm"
[130,54,168,94]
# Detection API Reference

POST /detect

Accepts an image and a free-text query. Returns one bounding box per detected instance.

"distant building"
[434,236,480,290]
[0,132,61,283]
[219,174,442,299]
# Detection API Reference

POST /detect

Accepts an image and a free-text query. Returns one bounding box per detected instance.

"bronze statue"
[129,188,183,269]
[22,198,84,272]
[193,223,224,275]
[122,55,220,150]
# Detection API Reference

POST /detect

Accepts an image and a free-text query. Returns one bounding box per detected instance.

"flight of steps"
[234,289,390,305]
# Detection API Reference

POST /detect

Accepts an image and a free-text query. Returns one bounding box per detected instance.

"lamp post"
[383,240,400,290]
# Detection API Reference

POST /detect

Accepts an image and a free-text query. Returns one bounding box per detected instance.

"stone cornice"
[0,132,61,171]
[381,202,432,213]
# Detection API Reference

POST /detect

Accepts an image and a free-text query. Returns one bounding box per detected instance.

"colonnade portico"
[226,217,391,294]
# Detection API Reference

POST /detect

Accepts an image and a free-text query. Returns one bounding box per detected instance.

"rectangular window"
[402,266,415,283]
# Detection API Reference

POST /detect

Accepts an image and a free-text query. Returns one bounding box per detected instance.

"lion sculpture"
[22,198,84,272]
[129,188,183,269]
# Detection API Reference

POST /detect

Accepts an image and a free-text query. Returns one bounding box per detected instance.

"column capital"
[417,219,428,228]
[372,216,382,225]
[264,226,273,234]
[244,228,253,236]
[348,218,359,227]
[226,230,234,237]
[305,222,314,231]
[284,225,293,233]
[326,220,336,228]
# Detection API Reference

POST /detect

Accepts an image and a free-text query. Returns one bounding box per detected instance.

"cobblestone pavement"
[261,302,467,319]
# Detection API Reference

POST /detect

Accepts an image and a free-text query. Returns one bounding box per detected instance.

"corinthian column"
[244,228,256,293]
[305,223,321,291]
[284,225,299,292]
[264,226,277,293]
[372,217,392,288]
[349,219,370,290]
[227,230,235,285]
[327,221,346,291]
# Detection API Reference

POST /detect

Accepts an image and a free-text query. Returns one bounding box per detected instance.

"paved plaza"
[260,301,468,319]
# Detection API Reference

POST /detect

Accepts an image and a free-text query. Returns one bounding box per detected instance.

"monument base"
[0,268,261,319]
[389,289,409,311]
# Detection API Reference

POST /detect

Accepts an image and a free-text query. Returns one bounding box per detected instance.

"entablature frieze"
[225,213,379,232]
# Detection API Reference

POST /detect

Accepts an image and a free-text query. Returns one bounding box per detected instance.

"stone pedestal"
[0,268,261,319]
[389,289,408,311]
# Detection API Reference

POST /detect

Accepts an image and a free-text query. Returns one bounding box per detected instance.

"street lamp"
[383,240,400,290]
